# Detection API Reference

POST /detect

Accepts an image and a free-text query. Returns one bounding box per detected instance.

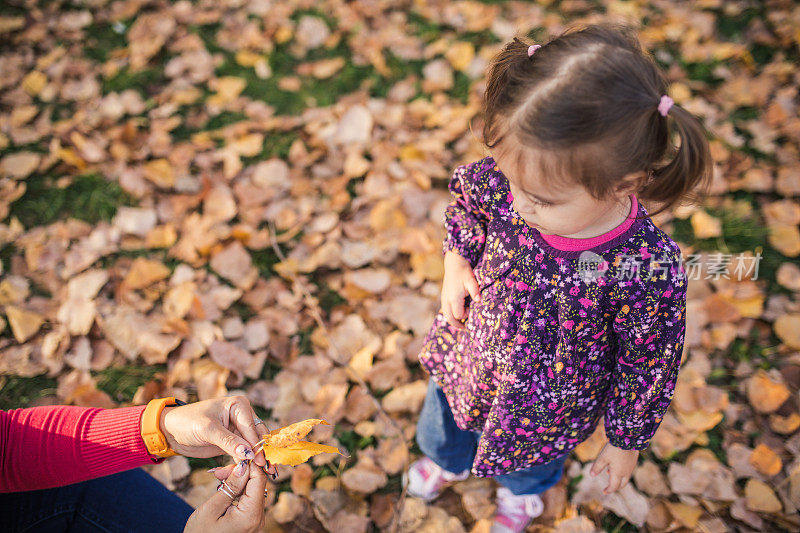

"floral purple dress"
[418,156,688,478]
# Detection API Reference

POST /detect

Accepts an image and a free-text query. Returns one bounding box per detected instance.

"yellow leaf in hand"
[261,442,343,467]
[256,419,344,466]
[261,418,329,448]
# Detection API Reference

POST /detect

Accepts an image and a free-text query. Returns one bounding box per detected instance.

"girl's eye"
[530,197,552,207]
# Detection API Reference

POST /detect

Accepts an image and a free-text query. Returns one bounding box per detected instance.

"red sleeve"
[0,404,163,493]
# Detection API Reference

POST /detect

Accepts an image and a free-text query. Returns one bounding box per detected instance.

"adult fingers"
[202,460,251,519]
[253,419,272,470]
[231,425,276,476]
[227,397,265,467]
[207,423,255,462]
[232,461,268,520]
[231,425,270,471]
[210,464,236,481]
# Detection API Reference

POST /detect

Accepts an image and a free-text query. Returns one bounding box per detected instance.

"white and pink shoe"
[490,486,545,533]
[401,456,469,501]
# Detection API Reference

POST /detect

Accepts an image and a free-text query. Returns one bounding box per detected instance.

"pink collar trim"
[540,195,638,251]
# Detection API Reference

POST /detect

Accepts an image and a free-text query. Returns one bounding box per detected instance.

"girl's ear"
[615,171,648,196]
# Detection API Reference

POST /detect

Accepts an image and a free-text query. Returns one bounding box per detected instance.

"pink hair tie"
[658,94,674,117]
[527,44,541,57]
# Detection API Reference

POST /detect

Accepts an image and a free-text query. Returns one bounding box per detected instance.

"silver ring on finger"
[217,480,236,500]
[253,415,263,426]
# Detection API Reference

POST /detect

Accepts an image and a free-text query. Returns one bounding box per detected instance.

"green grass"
[313,463,337,480]
[7,173,137,228]
[669,199,789,294]
[95,364,167,404]
[206,111,249,130]
[336,428,376,454]
[84,19,130,62]
[96,249,184,273]
[0,375,58,410]
[713,5,764,40]
[711,4,779,65]
[230,301,258,322]
[102,66,167,96]
[294,326,315,357]
[704,419,727,463]
[250,246,282,279]
[0,1,26,17]
[680,59,725,87]
[259,360,282,382]
[0,243,17,277]
[601,513,638,533]
[215,46,378,116]
[242,130,299,165]
[378,473,403,495]
[188,457,224,471]
[289,7,337,28]
[184,8,484,115]
[566,472,583,500]
[314,282,347,314]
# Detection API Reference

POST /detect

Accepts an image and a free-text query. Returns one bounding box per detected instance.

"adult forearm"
[0,405,155,493]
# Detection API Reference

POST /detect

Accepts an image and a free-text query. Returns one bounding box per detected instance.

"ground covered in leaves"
[1,0,800,531]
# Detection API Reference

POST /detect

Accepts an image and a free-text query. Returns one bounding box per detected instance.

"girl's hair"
[482,22,712,219]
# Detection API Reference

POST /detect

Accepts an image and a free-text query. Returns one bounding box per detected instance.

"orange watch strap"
[141,397,179,458]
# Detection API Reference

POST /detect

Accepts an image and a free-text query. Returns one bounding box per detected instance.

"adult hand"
[441,250,481,330]
[158,396,269,467]
[184,460,267,533]
[589,442,640,494]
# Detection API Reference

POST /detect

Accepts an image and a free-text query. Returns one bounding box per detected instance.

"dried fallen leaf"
[260,441,342,468]
[342,456,388,494]
[143,158,175,188]
[272,492,304,523]
[769,412,800,434]
[633,461,670,497]
[664,501,703,529]
[768,224,800,257]
[749,443,782,477]
[690,210,722,239]
[1,151,40,179]
[122,257,170,290]
[746,369,791,413]
[744,478,783,513]
[256,419,343,466]
[5,305,44,343]
[774,313,800,349]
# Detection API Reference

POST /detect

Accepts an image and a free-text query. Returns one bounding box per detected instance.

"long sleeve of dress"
[0,404,160,493]
[603,256,688,451]
[443,163,492,268]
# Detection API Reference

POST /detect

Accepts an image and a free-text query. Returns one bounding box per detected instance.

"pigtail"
[483,37,538,149]
[639,104,713,218]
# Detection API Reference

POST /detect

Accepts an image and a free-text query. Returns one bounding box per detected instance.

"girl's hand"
[441,250,481,330]
[589,442,639,494]
[184,460,267,533]
[158,396,269,467]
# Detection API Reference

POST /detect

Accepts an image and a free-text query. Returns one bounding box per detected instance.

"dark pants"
[0,468,194,532]
[416,377,567,496]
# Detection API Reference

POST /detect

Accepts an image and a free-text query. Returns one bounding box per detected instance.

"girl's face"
[492,140,634,239]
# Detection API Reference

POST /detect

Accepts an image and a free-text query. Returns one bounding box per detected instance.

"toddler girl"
[402,23,711,533]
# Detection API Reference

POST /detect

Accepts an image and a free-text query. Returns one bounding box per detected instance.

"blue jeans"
[0,468,194,532]
[416,377,567,496]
